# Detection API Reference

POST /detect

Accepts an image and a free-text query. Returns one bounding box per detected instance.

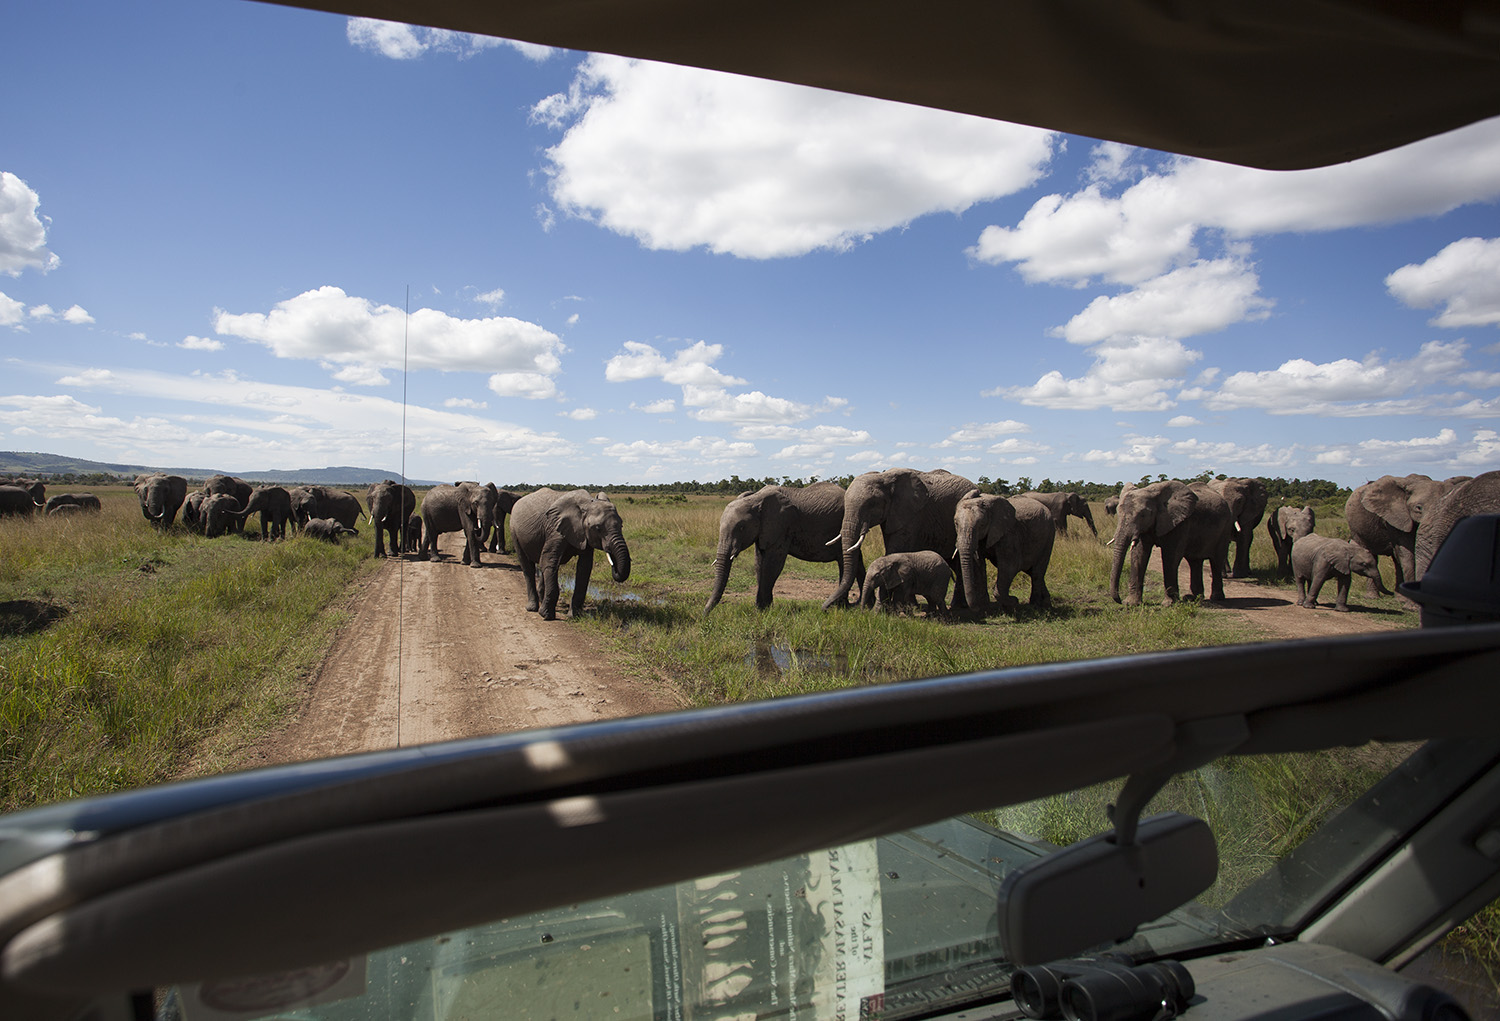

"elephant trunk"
[1081,505,1098,536]
[1109,529,1131,603]
[822,524,868,610]
[606,533,631,583]
[958,540,989,616]
[704,537,740,614]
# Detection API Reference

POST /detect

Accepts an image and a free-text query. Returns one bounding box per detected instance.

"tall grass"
[0,488,376,810]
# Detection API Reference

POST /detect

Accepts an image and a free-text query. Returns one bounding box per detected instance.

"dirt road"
[247,544,1410,767]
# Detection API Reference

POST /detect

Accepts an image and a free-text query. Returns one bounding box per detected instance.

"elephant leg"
[1159,551,1182,605]
[518,548,541,613]
[1187,560,1205,599]
[1334,574,1352,611]
[947,554,968,611]
[461,514,483,567]
[571,548,595,617]
[538,537,570,620]
[1307,563,1329,607]
[755,547,787,610]
[1208,553,1226,602]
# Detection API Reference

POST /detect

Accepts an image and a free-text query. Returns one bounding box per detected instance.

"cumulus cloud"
[0,173,58,277]
[935,420,1032,447]
[1386,237,1500,328]
[0,291,22,327]
[1054,257,1272,345]
[1169,438,1297,469]
[972,118,1500,287]
[1080,435,1169,465]
[631,399,676,414]
[991,337,1200,411]
[214,286,565,387]
[684,387,817,425]
[444,397,488,409]
[1166,415,1201,427]
[474,287,506,308]
[532,54,1056,258]
[346,18,552,61]
[489,371,558,400]
[600,435,759,466]
[179,335,223,351]
[1307,428,1500,471]
[604,340,745,387]
[563,407,597,420]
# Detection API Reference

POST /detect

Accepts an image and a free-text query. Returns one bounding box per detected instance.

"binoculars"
[1011,954,1196,1021]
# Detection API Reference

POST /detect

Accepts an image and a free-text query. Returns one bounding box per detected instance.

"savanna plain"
[3,484,1492,999]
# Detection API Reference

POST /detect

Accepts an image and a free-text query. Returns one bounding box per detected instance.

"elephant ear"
[1157,483,1197,537]
[985,498,1018,549]
[891,470,931,518]
[1360,475,1415,531]
[546,495,589,551]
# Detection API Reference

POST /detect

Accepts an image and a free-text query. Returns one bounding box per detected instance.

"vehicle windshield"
[154,738,1490,1021]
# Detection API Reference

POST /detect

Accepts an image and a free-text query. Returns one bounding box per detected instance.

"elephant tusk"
[845,532,867,554]
[605,550,615,567]
[825,535,840,546]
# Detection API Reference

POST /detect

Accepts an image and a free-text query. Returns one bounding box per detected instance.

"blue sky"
[4,1,1500,488]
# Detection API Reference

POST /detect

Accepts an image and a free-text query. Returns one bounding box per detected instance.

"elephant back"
[510,488,562,560]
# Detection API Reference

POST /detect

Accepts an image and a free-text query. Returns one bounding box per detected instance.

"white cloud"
[0,173,58,277]
[685,387,814,425]
[214,286,564,387]
[1055,257,1272,344]
[0,291,22,327]
[28,304,54,319]
[991,336,1200,412]
[935,420,1031,447]
[566,313,579,327]
[735,424,872,445]
[631,399,676,414]
[346,18,551,61]
[444,397,488,409]
[1080,436,1169,465]
[1166,415,1201,427]
[61,304,93,324]
[488,371,559,399]
[1386,237,1500,328]
[1308,428,1500,471]
[604,340,745,387]
[533,54,1056,258]
[600,436,759,466]
[564,407,598,420]
[179,335,223,351]
[1169,438,1297,469]
[474,287,506,308]
[972,118,1500,287]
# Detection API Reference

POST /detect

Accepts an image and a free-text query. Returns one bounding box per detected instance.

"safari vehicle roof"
[3,2,1500,1017]
[262,0,1500,171]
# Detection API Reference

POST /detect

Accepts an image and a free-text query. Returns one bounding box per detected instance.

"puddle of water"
[746,641,849,676]
[559,581,645,603]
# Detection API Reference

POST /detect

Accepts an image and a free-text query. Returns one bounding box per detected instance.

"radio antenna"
[397,285,410,748]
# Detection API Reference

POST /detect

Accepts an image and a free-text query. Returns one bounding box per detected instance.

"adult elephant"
[1345,474,1459,597]
[134,473,188,529]
[418,482,496,567]
[1266,505,1316,578]
[230,486,294,540]
[512,489,632,621]
[182,491,207,532]
[290,486,363,530]
[1110,480,1232,606]
[44,493,102,515]
[202,494,242,538]
[822,468,975,611]
[954,490,1055,615]
[705,482,858,613]
[1413,471,1500,581]
[1020,490,1097,538]
[204,475,254,534]
[481,487,523,554]
[1209,477,1268,578]
[1103,482,1135,517]
[367,480,416,557]
[0,485,40,517]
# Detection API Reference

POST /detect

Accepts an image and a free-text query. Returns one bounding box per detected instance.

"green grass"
[0,487,376,810]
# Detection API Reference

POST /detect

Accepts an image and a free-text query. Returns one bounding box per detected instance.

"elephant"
[202,493,243,538]
[1109,480,1232,606]
[823,468,976,611]
[1293,533,1381,611]
[0,485,41,517]
[367,480,416,557]
[289,486,363,530]
[1020,490,1097,538]
[404,513,423,553]
[1345,474,1461,598]
[44,493,101,515]
[1414,470,1500,581]
[230,486,294,540]
[481,487,524,554]
[134,473,188,529]
[511,488,632,621]
[1103,482,1135,518]
[1266,505,1316,578]
[954,491,1054,616]
[304,517,359,543]
[1208,477,1268,578]
[418,482,497,566]
[182,491,208,533]
[705,482,860,613]
[47,503,86,517]
[204,475,254,534]
[860,551,952,614]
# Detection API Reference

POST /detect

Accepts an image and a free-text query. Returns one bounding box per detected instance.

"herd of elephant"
[0,479,102,518]
[705,467,1500,617]
[126,473,632,622]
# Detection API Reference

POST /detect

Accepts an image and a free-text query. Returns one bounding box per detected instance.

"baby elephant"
[861,551,953,615]
[1292,533,1381,611]
[304,517,359,543]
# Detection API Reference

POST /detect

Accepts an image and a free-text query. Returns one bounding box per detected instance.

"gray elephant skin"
[512,488,632,621]
[227,486,294,540]
[134,473,188,529]
[705,482,860,613]
[204,475,253,534]
[1103,482,1135,518]
[202,493,243,538]
[860,551,952,614]
[482,488,523,554]
[1210,477,1268,578]
[419,482,497,566]
[954,491,1055,615]
[1266,505,1316,578]
[1414,470,1500,580]
[182,491,207,532]
[1344,473,1462,597]
[44,493,102,515]
[404,513,423,553]
[289,486,364,530]
[0,485,43,517]
[1293,533,1381,611]
[823,468,975,611]
[1109,480,1232,606]
[367,481,416,558]
[304,517,358,543]
[1020,491,1097,537]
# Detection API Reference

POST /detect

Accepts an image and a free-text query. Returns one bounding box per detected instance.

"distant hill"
[0,451,441,487]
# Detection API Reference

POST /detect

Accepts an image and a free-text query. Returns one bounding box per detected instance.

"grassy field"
[0,486,376,810]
